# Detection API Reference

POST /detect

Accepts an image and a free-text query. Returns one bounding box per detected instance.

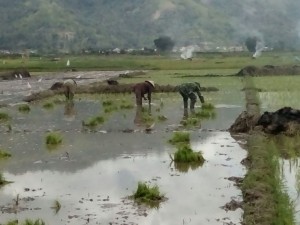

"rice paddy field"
[0,52,300,225]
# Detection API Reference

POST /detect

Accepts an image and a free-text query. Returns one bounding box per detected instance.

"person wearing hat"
[177,82,205,109]
[63,79,77,101]
[132,80,155,106]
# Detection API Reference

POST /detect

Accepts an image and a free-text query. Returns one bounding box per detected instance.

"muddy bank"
[236,65,300,76]
[0,69,31,80]
[24,82,219,102]
[229,107,300,136]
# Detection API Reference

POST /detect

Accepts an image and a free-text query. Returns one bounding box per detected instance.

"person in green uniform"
[177,82,205,109]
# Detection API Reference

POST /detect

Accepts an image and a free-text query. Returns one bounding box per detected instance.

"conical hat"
[145,80,155,88]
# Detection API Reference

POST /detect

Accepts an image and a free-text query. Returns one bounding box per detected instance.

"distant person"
[63,79,77,101]
[177,82,205,109]
[132,80,155,106]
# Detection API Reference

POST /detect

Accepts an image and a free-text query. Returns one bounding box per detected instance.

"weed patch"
[45,132,63,146]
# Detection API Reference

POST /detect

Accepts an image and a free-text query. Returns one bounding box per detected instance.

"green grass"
[0,149,12,159]
[242,134,295,225]
[201,102,215,110]
[102,100,113,106]
[194,109,216,119]
[169,132,190,145]
[180,117,201,127]
[119,102,134,109]
[157,115,168,121]
[133,181,165,207]
[45,132,63,145]
[18,104,31,113]
[82,115,105,127]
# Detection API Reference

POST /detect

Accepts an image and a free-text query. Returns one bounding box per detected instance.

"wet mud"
[236,65,300,76]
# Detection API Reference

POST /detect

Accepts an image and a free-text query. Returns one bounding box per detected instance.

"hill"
[0,0,299,52]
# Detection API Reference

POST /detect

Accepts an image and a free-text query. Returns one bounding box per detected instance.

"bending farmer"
[63,79,77,101]
[132,80,155,106]
[177,82,205,109]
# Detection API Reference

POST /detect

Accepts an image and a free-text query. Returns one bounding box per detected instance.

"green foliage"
[0,149,12,159]
[45,132,63,145]
[201,103,215,110]
[18,104,31,113]
[180,117,201,127]
[169,132,190,145]
[82,115,105,127]
[194,109,216,119]
[133,182,164,207]
[102,100,113,106]
[157,115,168,121]
[0,112,10,122]
[119,103,134,109]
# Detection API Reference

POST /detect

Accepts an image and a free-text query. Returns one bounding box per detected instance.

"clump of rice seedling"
[0,112,10,122]
[157,115,167,121]
[18,104,30,113]
[195,109,216,119]
[180,117,200,127]
[82,115,105,127]
[120,103,134,109]
[42,102,54,109]
[0,149,12,159]
[201,103,215,110]
[20,219,45,225]
[0,173,10,186]
[102,100,113,106]
[169,131,190,145]
[104,106,118,113]
[173,144,205,163]
[51,200,61,214]
[133,181,165,207]
[45,132,63,146]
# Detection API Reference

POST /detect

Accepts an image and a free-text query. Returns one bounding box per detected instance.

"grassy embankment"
[241,76,295,225]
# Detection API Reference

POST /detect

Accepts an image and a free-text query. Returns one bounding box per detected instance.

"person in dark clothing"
[132,80,155,106]
[177,82,205,109]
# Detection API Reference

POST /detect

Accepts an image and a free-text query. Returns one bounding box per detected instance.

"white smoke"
[180,46,195,60]
[252,41,265,58]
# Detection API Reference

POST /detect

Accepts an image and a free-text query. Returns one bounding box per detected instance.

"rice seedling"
[0,112,10,122]
[173,144,205,163]
[42,102,54,109]
[168,131,190,145]
[201,102,215,110]
[18,104,31,113]
[157,115,168,121]
[23,219,45,225]
[104,106,118,113]
[0,173,9,186]
[132,181,165,207]
[194,109,216,119]
[82,115,105,127]
[51,200,61,214]
[120,102,134,109]
[45,132,63,146]
[102,100,113,106]
[0,149,12,159]
[180,117,201,127]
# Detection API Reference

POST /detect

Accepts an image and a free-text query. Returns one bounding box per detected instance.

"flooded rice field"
[0,75,248,225]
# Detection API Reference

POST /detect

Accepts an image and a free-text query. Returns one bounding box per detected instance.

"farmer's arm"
[195,87,205,103]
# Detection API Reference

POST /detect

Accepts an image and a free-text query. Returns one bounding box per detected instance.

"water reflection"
[134,105,155,132]
[63,101,76,121]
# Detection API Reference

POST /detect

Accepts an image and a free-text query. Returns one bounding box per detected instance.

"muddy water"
[0,85,246,224]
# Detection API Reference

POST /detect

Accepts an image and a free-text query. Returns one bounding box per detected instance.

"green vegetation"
[119,102,134,110]
[82,115,105,127]
[173,144,204,164]
[157,115,168,121]
[18,104,31,113]
[51,200,61,214]
[102,100,113,106]
[194,109,216,119]
[133,181,165,207]
[4,219,45,225]
[169,132,190,145]
[242,135,295,225]
[0,149,12,159]
[0,173,9,186]
[0,112,10,122]
[201,103,215,110]
[180,117,201,127]
[42,102,54,109]
[45,132,63,146]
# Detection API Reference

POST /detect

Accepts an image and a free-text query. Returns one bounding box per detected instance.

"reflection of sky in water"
[0,132,246,225]
[0,95,247,224]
